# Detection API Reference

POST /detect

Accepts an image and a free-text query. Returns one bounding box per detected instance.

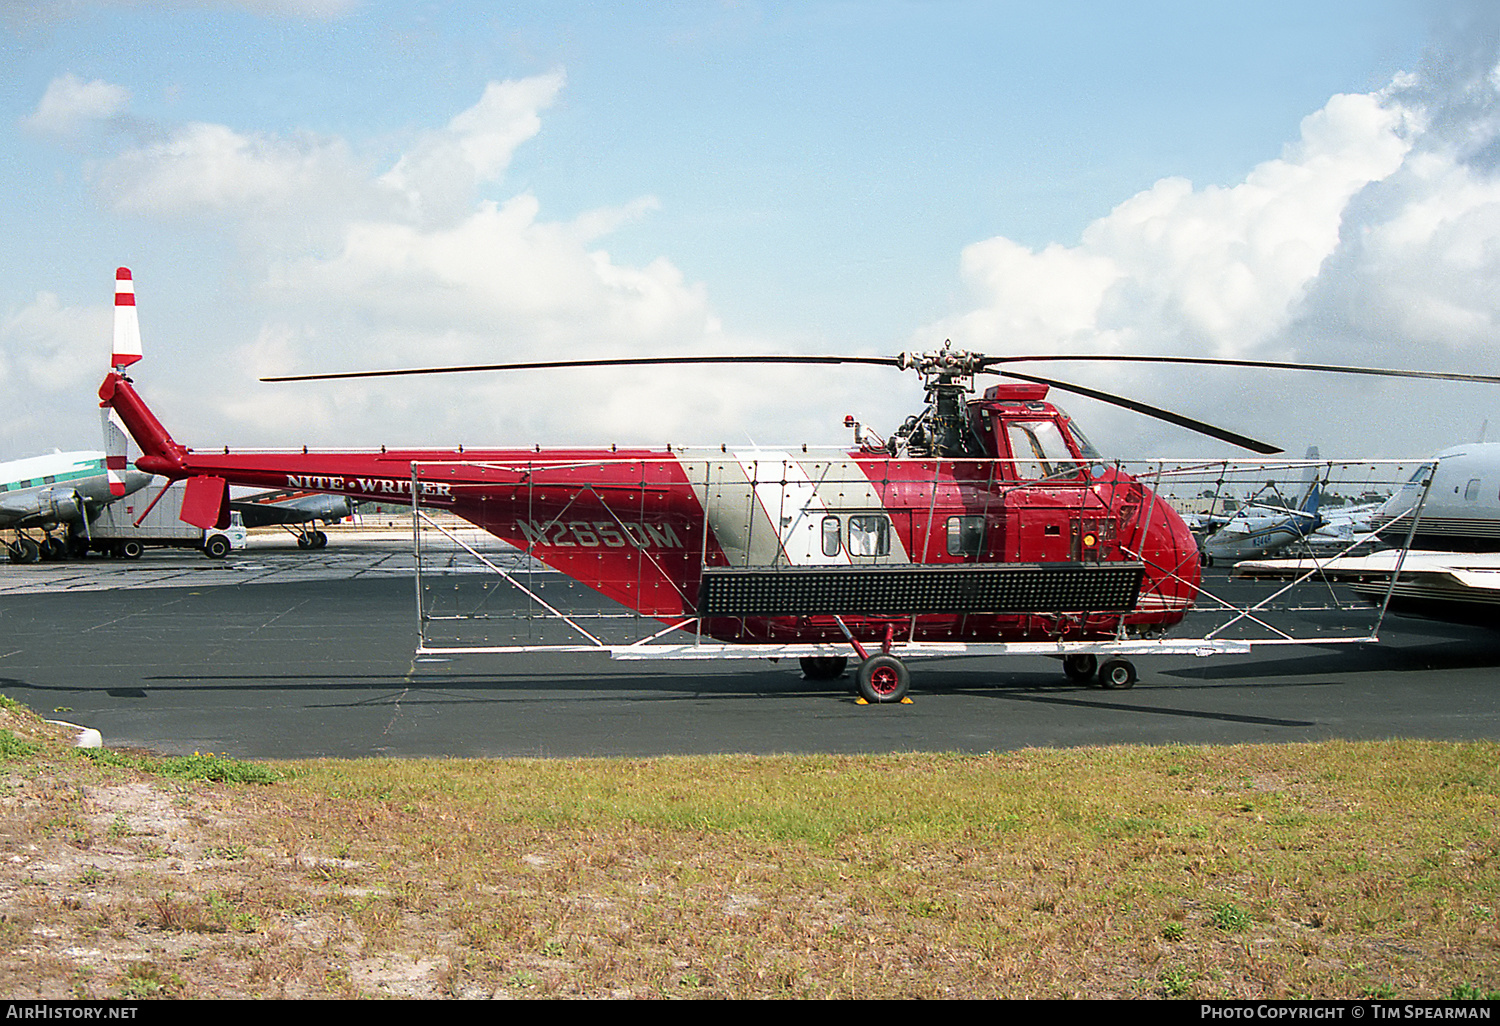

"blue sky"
[3,0,1498,461]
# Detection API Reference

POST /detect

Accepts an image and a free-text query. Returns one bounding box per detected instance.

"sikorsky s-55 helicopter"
[96,268,1500,702]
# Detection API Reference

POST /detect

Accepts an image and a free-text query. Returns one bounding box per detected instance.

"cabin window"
[1005,420,1081,480]
[946,516,986,557]
[821,516,842,557]
[847,515,890,557]
[1465,478,1482,501]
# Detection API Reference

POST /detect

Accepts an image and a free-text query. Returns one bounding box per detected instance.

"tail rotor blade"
[112,267,141,371]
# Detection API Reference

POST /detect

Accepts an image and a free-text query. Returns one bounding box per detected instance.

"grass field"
[0,695,1496,999]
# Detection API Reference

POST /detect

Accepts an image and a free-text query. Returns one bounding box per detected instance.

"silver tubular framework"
[404,453,1430,664]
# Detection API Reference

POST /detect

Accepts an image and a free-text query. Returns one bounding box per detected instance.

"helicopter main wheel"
[1062,654,1097,683]
[799,656,848,681]
[297,532,313,549]
[311,530,328,548]
[1097,658,1137,690]
[856,654,910,704]
[40,536,68,561]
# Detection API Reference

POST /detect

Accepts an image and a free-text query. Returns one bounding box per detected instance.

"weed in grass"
[232,911,262,933]
[117,962,183,998]
[150,892,193,932]
[1213,902,1252,933]
[78,747,282,784]
[1161,921,1185,941]
[1451,984,1500,1000]
[0,729,40,761]
[1160,966,1194,997]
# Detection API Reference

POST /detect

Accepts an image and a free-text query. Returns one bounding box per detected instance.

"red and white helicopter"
[96,268,1500,702]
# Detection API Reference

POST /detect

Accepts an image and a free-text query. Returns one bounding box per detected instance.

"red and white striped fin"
[112,267,141,370]
[100,406,131,496]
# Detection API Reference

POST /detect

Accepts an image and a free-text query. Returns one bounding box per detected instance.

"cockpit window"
[1004,420,1082,480]
[1062,417,1101,460]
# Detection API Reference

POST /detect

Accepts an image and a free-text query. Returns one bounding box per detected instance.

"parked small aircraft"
[1201,479,1324,564]
[231,489,353,548]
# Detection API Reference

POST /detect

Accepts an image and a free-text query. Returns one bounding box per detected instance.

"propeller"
[260,349,1500,456]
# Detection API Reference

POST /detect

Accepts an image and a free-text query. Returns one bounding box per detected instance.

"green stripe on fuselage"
[0,461,106,492]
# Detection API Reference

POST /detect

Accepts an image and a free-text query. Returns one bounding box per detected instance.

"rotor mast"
[893,342,986,457]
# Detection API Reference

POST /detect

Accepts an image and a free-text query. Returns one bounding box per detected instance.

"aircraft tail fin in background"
[1299,478,1322,517]
[1298,447,1322,517]
[100,406,131,497]
[112,268,142,371]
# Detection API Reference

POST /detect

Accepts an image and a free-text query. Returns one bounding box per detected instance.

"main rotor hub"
[897,344,985,388]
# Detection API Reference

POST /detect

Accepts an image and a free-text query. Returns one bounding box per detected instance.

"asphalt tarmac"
[3,534,1499,759]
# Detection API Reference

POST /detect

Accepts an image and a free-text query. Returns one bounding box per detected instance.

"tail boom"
[97,371,190,477]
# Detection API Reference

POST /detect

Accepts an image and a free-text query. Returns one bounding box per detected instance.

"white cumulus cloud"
[105,122,364,218]
[22,74,130,136]
[933,90,1416,363]
[380,71,566,227]
[76,72,754,447]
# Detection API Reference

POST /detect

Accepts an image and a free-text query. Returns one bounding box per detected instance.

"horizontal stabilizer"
[180,475,229,531]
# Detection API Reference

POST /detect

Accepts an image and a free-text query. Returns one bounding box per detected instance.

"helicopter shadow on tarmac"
[1153,623,1500,682]
[0,662,1308,729]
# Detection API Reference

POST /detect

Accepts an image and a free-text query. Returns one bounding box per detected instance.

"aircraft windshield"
[1005,420,1082,480]
[1062,417,1101,460]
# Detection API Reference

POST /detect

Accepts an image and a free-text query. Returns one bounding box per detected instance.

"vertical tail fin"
[100,406,132,497]
[1298,446,1322,515]
[1299,478,1322,516]
[112,267,142,371]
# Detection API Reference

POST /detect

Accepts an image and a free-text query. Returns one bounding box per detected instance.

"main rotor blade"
[999,370,1285,454]
[982,353,1500,386]
[261,354,902,383]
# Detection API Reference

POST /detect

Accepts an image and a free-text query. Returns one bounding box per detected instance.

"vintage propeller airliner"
[96,268,1500,702]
